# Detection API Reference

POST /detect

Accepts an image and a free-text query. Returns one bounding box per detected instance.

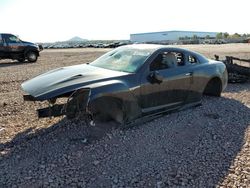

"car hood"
[22,64,129,100]
[22,41,34,45]
[22,41,38,47]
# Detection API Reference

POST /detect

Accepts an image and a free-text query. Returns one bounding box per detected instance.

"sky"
[0,0,249,42]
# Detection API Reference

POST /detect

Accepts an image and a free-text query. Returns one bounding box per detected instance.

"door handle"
[185,72,193,76]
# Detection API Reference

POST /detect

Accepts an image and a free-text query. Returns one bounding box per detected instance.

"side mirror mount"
[148,71,163,84]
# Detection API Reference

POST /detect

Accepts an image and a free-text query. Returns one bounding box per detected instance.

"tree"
[205,35,210,39]
[216,32,223,39]
[231,33,241,38]
[192,35,198,39]
[223,32,229,38]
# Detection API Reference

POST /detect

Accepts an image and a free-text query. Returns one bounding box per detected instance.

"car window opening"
[188,55,199,64]
[150,52,185,71]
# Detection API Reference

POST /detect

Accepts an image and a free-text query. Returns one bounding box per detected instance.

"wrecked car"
[22,44,228,125]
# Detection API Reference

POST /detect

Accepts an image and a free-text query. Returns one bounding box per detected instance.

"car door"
[139,50,193,114]
[183,53,204,103]
[0,34,4,57]
[4,34,24,54]
[0,34,10,58]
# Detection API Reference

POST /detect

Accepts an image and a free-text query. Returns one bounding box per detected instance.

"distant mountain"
[68,36,88,42]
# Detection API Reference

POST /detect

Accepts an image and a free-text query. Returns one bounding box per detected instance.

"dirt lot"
[0,44,250,187]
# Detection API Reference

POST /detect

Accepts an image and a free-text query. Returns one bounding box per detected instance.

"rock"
[93,160,100,166]
[40,165,46,169]
[24,177,32,180]
[48,178,54,183]
[156,181,162,188]
[113,176,118,184]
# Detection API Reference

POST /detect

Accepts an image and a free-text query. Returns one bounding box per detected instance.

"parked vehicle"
[0,33,42,62]
[22,44,228,125]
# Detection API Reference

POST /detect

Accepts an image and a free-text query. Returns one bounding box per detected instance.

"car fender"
[24,46,39,56]
[87,80,142,122]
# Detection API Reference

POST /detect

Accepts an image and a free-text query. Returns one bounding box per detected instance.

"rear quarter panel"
[190,60,227,93]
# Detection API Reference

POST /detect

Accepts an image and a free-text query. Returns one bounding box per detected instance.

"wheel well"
[203,77,222,97]
[24,48,39,57]
[25,50,38,56]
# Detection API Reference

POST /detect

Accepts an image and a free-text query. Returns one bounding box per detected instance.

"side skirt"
[124,100,202,128]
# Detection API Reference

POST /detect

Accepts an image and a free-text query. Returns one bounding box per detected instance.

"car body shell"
[22,44,228,124]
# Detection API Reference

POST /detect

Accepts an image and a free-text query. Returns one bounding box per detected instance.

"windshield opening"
[90,47,153,73]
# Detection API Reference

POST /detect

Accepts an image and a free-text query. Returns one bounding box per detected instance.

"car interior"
[150,51,185,71]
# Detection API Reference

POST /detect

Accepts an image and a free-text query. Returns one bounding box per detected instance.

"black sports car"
[22,44,228,125]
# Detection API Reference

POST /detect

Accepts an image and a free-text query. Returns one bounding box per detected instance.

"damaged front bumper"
[23,89,92,119]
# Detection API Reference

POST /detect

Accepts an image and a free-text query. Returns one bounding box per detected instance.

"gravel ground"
[0,44,250,187]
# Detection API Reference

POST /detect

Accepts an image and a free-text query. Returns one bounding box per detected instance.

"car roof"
[122,44,163,50]
[1,33,14,35]
[124,44,193,53]
[123,44,208,62]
